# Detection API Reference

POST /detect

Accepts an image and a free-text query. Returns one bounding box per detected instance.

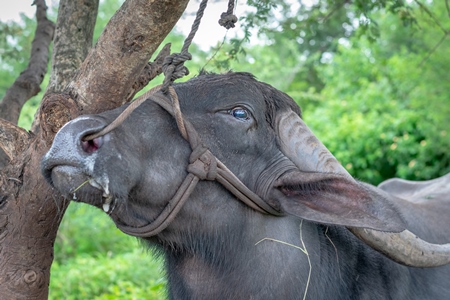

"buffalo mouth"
[45,164,115,213]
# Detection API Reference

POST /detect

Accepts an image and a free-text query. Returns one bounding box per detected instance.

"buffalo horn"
[276,109,450,267]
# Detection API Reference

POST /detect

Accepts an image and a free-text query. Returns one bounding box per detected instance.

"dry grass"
[255,220,311,300]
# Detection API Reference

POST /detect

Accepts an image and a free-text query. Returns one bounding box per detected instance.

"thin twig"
[299,220,312,300]
[418,34,448,67]
[255,237,307,254]
[414,0,448,33]
[412,0,449,67]
[202,31,229,70]
[320,0,348,23]
[446,0,450,18]
[71,180,89,193]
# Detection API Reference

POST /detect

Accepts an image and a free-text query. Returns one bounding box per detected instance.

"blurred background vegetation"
[1,0,449,299]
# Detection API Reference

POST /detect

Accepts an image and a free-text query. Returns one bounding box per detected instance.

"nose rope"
[83,85,186,141]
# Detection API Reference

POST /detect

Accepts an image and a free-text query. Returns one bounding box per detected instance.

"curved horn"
[276,109,347,174]
[349,227,450,268]
[276,109,450,267]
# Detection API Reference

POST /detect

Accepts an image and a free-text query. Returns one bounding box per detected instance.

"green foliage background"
[51,204,166,299]
[0,0,449,299]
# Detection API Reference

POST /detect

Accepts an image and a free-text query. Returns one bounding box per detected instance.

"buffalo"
[41,72,450,299]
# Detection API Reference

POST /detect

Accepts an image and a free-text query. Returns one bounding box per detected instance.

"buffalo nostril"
[81,136,103,153]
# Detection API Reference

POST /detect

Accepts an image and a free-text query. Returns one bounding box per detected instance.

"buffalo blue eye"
[231,107,249,120]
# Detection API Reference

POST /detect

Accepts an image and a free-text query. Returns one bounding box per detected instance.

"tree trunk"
[0,0,189,298]
[0,0,54,125]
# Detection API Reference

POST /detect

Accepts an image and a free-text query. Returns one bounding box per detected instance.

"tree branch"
[0,0,54,125]
[413,0,450,67]
[414,0,448,34]
[65,0,190,115]
[46,0,99,94]
[31,0,100,133]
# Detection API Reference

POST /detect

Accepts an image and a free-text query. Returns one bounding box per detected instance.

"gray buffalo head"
[41,72,450,268]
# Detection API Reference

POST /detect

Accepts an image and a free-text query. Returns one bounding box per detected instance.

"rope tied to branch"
[85,0,240,141]
[161,0,238,94]
[161,52,192,89]
[161,0,208,94]
[219,0,238,29]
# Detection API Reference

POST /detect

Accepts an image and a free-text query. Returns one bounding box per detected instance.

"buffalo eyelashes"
[229,107,251,121]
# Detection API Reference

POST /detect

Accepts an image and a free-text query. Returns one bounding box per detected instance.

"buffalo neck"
[154,214,425,300]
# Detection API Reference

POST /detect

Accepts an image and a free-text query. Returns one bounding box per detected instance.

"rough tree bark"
[0,0,190,298]
[34,0,100,141]
[47,0,99,94]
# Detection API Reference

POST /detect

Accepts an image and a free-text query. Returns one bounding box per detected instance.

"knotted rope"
[218,0,238,29]
[161,0,208,94]
[162,0,237,93]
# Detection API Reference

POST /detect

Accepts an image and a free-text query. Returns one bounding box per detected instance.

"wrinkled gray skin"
[42,72,450,299]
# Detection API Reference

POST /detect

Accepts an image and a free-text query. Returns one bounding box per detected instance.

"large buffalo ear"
[270,170,406,232]
[274,109,404,232]
[273,109,450,267]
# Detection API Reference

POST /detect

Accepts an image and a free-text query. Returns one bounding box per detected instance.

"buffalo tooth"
[102,194,113,213]
[102,203,110,213]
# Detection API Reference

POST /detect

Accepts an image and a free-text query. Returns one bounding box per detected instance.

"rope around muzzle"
[83,85,186,141]
[84,87,282,238]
